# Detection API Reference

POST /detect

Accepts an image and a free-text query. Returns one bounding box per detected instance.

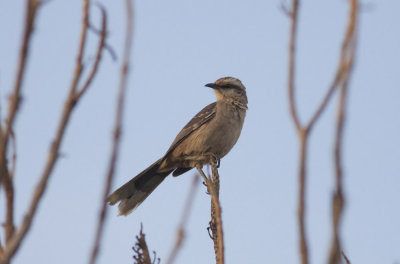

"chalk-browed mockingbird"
[107,77,248,215]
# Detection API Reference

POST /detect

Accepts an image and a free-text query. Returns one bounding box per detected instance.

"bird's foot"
[207,225,214,240]
[205,153,220,168]
[202,181,210,194]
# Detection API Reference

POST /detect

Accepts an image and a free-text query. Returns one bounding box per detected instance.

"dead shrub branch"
[0,0,108,263]
[196,160,224,264]
[286,0,359,263]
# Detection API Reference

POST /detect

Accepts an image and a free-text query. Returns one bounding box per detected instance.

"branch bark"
[328,1,358,263]
[0,0,41,262]
[0,0,108,262]
[286,1,359,263]
[196,162,224,264]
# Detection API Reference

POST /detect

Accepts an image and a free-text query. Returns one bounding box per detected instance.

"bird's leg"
[209,156,220,198]
[204,153,219,168]
[196,165,209,189]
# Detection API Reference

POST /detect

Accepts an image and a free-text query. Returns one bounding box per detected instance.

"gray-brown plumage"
[107,77,248,215]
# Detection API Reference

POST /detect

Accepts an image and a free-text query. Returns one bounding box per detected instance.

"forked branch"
[286,0,359,263]
[0,1,108,263]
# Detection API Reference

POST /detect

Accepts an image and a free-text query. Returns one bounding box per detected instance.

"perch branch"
[196,162,224,264]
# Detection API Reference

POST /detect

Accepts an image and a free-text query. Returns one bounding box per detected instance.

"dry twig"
[0,0,40,172]
[196,161,224,264]
[341,251,351,264]
[88,0,134,263]
[166,175,199,264]
[1,149,14,246]
[0,0,41,261]
[329,1,358,263]
[286,0,359,263]
[132,225,159,264]
[287,1,309,262]
[0,0,108,263]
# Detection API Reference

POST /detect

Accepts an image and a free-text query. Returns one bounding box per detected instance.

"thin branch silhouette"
[0,0,41,261]
[196,161,224,264]
[329,1,358,263]
[88,0,134,263]
[0,0,108,262]
[286,0,359,263]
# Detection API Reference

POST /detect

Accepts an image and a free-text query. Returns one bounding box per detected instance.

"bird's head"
[205,77,248,106]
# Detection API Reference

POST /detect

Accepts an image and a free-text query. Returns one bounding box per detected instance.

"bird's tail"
[106,159,172,215]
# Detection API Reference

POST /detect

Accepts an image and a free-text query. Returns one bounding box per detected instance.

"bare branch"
[287,0,301,132]
[88,23,117,61]
[328,1,358,264]
[0,0,40,261]
[297,132,309,264]
[0,128,15,247]
[0,0,40,171]
[287,0,359,263]
[132,225,159,264]
[305,1,358,134]
[88,0,133,263]
[287,0,310,262]
[76,4,107,99]
[9,131,17,181]
[68,0,90,97]
[196,163,224,264]
[1,155,14,245]
[208,160,224,264]
[341,251,351,264]
[0,0,108,262]
[166,175,199,264]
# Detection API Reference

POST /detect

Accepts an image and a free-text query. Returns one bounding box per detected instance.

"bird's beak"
[205,83,219,89]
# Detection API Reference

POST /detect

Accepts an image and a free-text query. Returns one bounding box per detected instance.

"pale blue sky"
[0,0,399,263]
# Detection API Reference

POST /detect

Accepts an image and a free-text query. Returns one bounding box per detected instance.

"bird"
[107,77,248,215]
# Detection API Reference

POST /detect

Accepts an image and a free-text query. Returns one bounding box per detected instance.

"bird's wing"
[164,102,216,156]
